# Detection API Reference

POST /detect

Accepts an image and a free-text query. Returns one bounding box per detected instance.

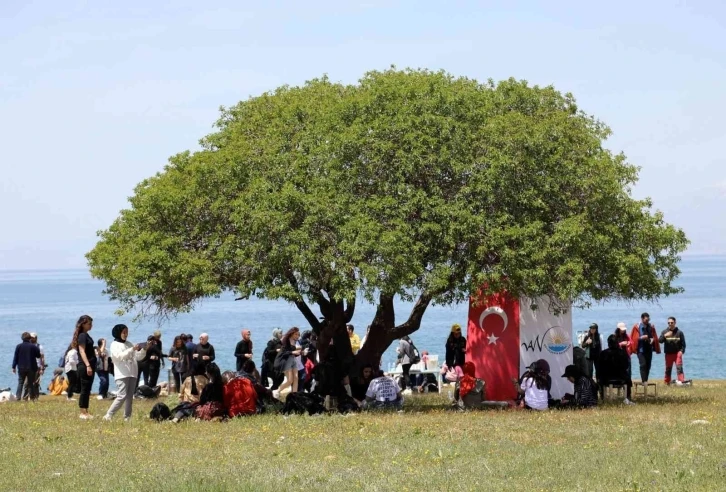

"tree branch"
[284,270,322,331]
[344,294,356,323]
[389,292,432,339]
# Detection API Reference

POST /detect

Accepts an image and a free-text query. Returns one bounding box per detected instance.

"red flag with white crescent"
[467,292,520,401]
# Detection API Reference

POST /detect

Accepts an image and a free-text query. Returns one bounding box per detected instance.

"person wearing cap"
[629,312,661,383]
[515,359,550,411]
[597,334,635,404]
[580,323,602,378]
[561,365,598,408]
[445,324,466,370]
[12,332,41,401]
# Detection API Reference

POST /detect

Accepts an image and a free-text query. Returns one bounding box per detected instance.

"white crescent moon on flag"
[479,306,508,333]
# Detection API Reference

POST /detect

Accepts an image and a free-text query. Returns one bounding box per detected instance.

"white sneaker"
[79,414,94,420]
[96,395,104,400]
[102,416,112,422]
[402,389,413,396]
[272,390,280,399]
[67,397,76,401]
[675,380,684,386]
[623,398,635,405]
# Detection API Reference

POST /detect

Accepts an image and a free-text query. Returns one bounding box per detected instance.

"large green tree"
[87,68,688,368]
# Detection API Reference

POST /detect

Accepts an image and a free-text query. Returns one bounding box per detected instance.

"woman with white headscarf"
[103,324,146,421]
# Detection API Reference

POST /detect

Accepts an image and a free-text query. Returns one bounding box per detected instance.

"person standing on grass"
[397,336,418,391]
[659,316,687,385]
[347,324,361,354]
[445,324,466,370]
[630,312,661,383]
[614,322,632,377]
[22,332,45,400]
[64,344,80,401]
[261,328,283,389]
[275,327,302,396]
[73,314,96,419]
[143,335,163,387]
[192,333,215,376]
[12,332,41,401]
[168,335,190,392]
[235,329,253,372]
[581,323,602,378]
[103,324,146,422]
[95,338,110,400]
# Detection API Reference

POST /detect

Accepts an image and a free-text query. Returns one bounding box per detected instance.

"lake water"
[1,256,724,392]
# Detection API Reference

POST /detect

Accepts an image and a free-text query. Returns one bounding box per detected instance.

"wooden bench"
[602,383,626,400]
[634,381,657,398]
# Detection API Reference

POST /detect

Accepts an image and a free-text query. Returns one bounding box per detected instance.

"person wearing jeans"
[12,332,41,401]
[104,324,147,421]
[659,316,687,384]
[95,339,110,399]
[630,313,661,383]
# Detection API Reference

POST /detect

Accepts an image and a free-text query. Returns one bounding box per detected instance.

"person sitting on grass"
[364,370,403,410]
[48,368,68,396]
[241,359,261,384]
[560,365,598,409]
[179,372,208,404]
[597,335,635,405]
[454,361,485,409]
[515,359,550,411]
[193,362,226,421]
[352,364,375,405]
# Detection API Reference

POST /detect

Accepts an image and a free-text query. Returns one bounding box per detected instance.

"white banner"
[518,298,574,399]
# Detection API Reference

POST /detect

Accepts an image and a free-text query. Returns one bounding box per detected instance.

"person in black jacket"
[597,335,634,404]
[234,329,253,372]
[581,323,602,378]
[12,332,41,401]
[445,324,466,369]
[261,329,283,389]
[192,333,215,376]
[659,316,688,385]
[143,336,164,387]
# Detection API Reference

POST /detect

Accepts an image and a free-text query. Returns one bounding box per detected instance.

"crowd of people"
[8,312,689,419]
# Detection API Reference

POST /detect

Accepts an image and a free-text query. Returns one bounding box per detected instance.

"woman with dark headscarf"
[261,328,283,389]
[103,324,146,421]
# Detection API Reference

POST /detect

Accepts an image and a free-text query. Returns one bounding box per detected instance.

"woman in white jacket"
[103,324,146,421]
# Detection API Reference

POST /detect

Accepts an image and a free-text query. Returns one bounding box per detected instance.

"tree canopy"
[87,68,689,365]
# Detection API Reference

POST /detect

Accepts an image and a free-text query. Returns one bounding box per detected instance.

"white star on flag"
[487,333,499,345]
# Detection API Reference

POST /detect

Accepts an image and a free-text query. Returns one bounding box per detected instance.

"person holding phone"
[103,324,147,421]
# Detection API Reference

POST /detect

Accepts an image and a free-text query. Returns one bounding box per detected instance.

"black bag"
[135,384,161,399]
[337,393,360,414]
[282,392,326,416]
[409,339,421,365]
[150,402,171,421]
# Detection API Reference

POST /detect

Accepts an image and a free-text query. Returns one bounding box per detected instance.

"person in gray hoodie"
[103,324,146,422]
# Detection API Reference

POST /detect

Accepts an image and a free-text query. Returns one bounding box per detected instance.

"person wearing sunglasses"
[659,316,687,385]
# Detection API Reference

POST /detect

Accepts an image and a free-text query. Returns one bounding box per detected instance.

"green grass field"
[1,381,725,491]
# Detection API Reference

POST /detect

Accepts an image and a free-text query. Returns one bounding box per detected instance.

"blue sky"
[1,1,725,269]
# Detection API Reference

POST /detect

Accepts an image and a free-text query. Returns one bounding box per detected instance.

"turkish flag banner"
[467,292,520,401]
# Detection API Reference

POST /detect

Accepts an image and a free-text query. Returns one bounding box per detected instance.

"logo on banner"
[543,326,571,354]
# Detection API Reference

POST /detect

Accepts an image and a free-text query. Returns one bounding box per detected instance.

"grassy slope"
[1,382,725,491]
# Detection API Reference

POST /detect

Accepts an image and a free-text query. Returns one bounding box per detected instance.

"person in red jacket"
[629,312,661,383]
